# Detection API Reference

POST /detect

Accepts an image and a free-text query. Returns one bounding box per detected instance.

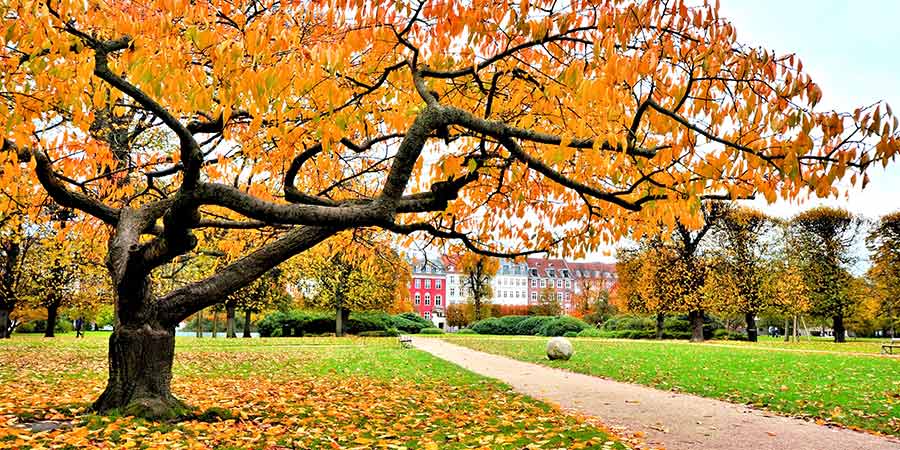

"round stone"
[546,336,573,360]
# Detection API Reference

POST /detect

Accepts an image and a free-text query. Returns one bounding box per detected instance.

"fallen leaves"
[0,337,629,449]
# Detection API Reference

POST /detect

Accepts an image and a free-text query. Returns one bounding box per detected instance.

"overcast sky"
[584,1,900,262]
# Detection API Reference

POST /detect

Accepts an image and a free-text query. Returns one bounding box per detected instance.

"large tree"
[865,211,900,336]
[789,207,862,343]
[459,253,499,322]
[297,231,409,336]
[1,0,896,417]
[703,207,778,341]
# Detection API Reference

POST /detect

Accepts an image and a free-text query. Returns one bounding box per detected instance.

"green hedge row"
[468,315,590,337]
[599,314,724,340]
[257,311,433,337]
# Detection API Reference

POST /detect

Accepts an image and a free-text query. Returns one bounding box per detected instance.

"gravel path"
[411,337,900,450]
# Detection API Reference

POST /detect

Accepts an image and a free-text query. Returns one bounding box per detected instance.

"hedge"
[258,310,434,337]
[513,316,555,336]
[470,316,531,335]
[420,327,445,334]
[576,327,603,337]
[455,328,478,335]
[538,316,590,336]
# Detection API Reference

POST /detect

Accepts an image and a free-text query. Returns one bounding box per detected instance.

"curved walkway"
[411,337,900,450]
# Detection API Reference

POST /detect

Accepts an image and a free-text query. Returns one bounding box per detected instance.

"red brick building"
[409,258,446,322]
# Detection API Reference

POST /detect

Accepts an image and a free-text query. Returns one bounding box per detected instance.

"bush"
[420,327,444,335]
[16,318,74,334]
[470,316,531,335]
[539,316,590,336]
[358,328,400,337]
[512,316,555,336]
[455,328,477,334]
[390,313,432,334]
[346,312,392,334]
[576,327,603,337]
[712,329,748,341]
[562,331,578,338]
[601,315,655,332]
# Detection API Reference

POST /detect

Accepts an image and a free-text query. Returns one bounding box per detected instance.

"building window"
[540,279,546,288]
[531,279,537,287]
[435,295,442,306]
[436,279,442,289]
[425,279,431,289]
[415,293,421,305]
[424,311,431,319]
[565,280,571,288]
[449,287,455,297]
[415,279,421,289]
[547,269,555,277]
[531,292,537,301]
[425,293,431,305]
[557,292,563,301]
[556,279,563,288]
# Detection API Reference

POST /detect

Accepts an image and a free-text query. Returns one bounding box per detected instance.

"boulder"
[546,337,573,360]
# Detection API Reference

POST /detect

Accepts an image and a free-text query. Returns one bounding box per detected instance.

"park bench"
[399,335,413,349]
[882,338,899,355]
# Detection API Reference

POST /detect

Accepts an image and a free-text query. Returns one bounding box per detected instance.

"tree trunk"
[242,310,252,338]
[211,310,218,338]
[335,306,350,336]
[474,297,483,322]
[689,310,704,342]
[0,308,9,339]
[225,304,236,338]
[833,314,845,343]
[44,300,60,338]
[195,310,202,337]
[784,319,791,342]
[745,312,758,342]
[655,312,665,340]
[92,326,186,419]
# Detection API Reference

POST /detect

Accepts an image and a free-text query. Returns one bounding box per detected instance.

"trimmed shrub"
[390,313,433,333]
[358,328,401,337]
[420,327,444,335]
[600,315,655,332]
[512,316,554,336]
[562,331,578,338]
[470,315,530,335]
[712,329,748,341]
[346,312,392,334]
[539,316,590,336]
[455,328,477,334]
[576,327,603,338]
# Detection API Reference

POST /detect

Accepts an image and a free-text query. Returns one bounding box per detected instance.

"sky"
[581,1,900,262]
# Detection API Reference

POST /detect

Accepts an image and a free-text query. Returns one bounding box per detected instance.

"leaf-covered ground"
[0,334,630,449]
[443,335,900,437]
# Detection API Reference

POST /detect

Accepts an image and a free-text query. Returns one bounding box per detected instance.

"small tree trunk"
[655,312,665,340]
[833,314,846,343]
[745,312,758,342]
[44,300,60,338]
[211,310,218,338]
[225,304,236,338]
[335,306,350,336]
[242,310,252,338]
[784,319,791,342]
[689,310,704,342]
[92,326,186,419]
[195,310,202,337]
[793,315,799,342]
[0,308,10,339]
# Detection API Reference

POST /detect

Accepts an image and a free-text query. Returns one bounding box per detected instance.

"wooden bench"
[882,338,899,355]
[399,335,413,349]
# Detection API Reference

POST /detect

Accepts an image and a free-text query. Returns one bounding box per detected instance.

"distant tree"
[225,268,291,338]
[532,286,562,316]
[459,253,499,322]
[703,207,778,341]
[297,232,409,336]
[789,207,862,343]
[866,211,900,336]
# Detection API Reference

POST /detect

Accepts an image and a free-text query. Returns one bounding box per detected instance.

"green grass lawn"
[710,335,894,355]
[0,334,627,449]
[444,335,900,436]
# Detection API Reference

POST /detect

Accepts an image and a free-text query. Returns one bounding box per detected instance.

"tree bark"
[92,326,186,419]
[44,299,60,338]
[0,308,9,339]
[833,314,846,343]
[195,310,202,337]
[655,312,665,340]
[745,312,758,342]
[689,310,704,342]
[225,304,236,338]
[335,306,349,336]
[211,310,218,338]
[784,319,790,342]
[242,310,252,338]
